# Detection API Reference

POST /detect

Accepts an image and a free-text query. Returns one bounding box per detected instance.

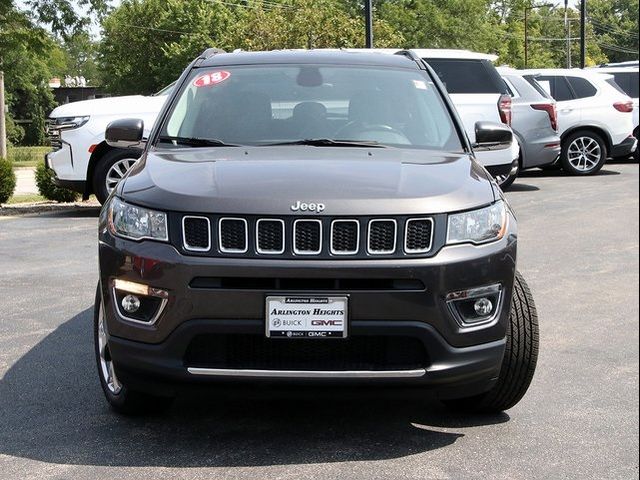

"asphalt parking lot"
[0,162,638,480]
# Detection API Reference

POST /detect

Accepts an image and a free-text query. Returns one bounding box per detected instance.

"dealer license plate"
[265,296,348,338]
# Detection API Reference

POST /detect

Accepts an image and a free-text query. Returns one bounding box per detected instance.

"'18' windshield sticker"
[193,71,231,87]
[413,79,428,90]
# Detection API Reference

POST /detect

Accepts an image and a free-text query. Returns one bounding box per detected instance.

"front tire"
[92,149,140,204]
[94,286,173,415]
[560,131,607,175]
[444,272,539,413]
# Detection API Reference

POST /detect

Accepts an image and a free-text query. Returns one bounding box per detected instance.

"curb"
[0,201,101,216]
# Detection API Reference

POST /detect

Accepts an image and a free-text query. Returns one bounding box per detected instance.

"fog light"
[474,297,493,316]
[121,294,141,313]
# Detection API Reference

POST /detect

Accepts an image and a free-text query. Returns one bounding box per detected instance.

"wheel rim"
[98,302,122,395]
[567,136,602,172]
[105,158,137,195]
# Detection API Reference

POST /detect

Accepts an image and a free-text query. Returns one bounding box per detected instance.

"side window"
[566,76,597,99]
[613,72,639,98]
[538,76,574,102]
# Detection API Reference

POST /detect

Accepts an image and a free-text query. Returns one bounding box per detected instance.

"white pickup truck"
[46,85,172,203]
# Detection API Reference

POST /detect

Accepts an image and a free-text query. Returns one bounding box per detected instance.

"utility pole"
[565,0,572,68]
[364,0,373,48]
[580,0,586,68]
[0,71,6,160]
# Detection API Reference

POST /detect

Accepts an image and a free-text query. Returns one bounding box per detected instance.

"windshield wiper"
[157,135,240,147]
[262,138,386,148]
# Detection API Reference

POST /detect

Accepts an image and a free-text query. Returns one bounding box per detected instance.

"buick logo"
[291,201,325,213]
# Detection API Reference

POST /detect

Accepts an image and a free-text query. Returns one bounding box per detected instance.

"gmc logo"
[311,320,343,326]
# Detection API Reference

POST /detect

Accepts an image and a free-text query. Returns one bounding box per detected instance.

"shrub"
[0,158,17,204]
[7,147,33,164]
[35,163,79,203]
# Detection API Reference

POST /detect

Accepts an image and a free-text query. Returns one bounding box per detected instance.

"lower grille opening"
[189,277,425,291]
[184,334,428,371]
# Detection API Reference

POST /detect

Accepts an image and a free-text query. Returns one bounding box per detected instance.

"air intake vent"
[219,218,248,253]
[331,220,359,255]
[404,218,434,254]
[368,220,396,254]
[256,219,285,254]
[182,216,211,251]
[294,220,322,255]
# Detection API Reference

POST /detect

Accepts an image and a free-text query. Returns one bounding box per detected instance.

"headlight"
[447,201,507,245]
[53,116,90,130]
[107,197,168,242]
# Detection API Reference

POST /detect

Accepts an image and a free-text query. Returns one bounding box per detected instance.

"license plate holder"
[265,296,348,339]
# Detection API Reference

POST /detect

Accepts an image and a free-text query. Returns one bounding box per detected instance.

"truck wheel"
[94,286,173,415]
[93,149,140,204]
[443,272,539,413]
[560,131,606,175]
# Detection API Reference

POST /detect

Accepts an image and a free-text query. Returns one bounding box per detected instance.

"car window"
[538,76,574,102]
[502,77,518,98]
[161,65,462,151]
[523,75,554,100]
[612,72,639,98]
[566,76,597,99]
[425,59,508,94]
[153,81,176,96]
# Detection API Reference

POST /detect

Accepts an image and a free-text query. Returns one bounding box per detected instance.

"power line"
[589,18,639,39]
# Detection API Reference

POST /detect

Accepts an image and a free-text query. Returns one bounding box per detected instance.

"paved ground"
[0,162,638,479]
[12,167,38,195]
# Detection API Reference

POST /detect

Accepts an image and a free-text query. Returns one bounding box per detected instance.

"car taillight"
[531,103,558,132]
[613,101,634,113]
[498,94,512,126]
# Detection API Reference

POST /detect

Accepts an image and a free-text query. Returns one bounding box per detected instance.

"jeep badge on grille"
[290,201,325,213]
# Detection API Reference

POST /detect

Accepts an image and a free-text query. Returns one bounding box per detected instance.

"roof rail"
[394,50,426,70]
[200,48,226,59]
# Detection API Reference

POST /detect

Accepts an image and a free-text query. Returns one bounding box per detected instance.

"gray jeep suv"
[96,49,539,415]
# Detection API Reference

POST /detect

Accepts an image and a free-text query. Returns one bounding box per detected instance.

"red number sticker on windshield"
[193,71,231,87]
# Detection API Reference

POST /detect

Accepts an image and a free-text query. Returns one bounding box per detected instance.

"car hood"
[49,95,167,118]
[120,147,495,215]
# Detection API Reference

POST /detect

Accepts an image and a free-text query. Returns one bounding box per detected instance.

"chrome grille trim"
[218,217,248,253]
[404,218,434,254]
[293,219,322,255]
[330,219,360,255]
[367,219,397,255]
[256,219,286,254]
[182,216,211,252]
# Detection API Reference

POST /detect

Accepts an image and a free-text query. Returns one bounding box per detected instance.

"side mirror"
[106,118,145,149]
[473,121,513,151]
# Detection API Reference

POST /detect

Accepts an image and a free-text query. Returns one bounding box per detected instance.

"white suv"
[416,49,520,185]
[46,84,172,203]
[522,68,637,174]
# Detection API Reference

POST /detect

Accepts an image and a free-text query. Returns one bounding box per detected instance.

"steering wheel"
[335,122,410,144]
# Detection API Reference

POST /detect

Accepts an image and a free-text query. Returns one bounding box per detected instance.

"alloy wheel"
[567,136,602,172]
[98,302,122,395]
[105,158,137,195]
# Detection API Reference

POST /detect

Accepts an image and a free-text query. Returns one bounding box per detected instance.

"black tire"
[496,158,520,191]
[444,272,539,413]
[560,130,607,175]
[94,285,173,415]
[92,149,140,204]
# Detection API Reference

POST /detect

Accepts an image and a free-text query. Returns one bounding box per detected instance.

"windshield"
[159,64,462,151]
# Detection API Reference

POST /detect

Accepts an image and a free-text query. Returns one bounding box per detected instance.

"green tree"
[587,0,639,63]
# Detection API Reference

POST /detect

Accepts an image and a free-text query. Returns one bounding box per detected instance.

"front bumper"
[611,136,638,158]
[98,215,517,396]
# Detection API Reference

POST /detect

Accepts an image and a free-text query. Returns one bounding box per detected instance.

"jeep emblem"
[290,201,325,213]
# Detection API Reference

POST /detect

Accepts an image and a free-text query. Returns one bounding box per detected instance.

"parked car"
[45,83,174,204]
[95,48,539,415]
[522,68,637,174]
[416,49,520,187]
[497,67,561,188]
[592,65,639,159]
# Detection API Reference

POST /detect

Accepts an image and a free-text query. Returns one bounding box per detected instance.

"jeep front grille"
[180,215,439,258]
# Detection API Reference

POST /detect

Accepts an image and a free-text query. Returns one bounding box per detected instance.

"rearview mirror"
[473,121,513,151]
[106,118,145,149]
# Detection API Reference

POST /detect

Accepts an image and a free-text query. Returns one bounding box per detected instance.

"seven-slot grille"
[182,216,436,257]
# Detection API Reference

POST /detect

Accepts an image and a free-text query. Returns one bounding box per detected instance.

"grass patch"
[7,146,50,168]
[6,193,46,204]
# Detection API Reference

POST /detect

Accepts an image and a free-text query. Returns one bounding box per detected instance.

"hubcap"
[105,158,137,194]
[98,302,122,395]
[567,137,601,172]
